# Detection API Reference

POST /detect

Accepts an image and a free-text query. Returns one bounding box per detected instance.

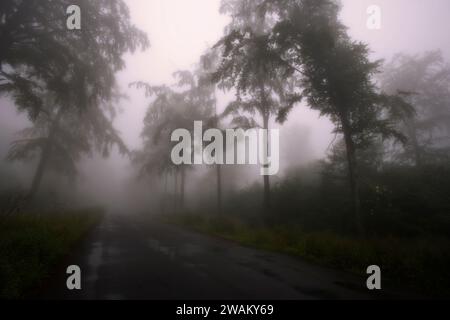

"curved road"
[41,213,393,300]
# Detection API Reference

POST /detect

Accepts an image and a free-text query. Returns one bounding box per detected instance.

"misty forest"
[1,0,450,300]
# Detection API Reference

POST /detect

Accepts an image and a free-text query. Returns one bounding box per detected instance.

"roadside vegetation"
[150,2,450,297]
[1,0,450,300]
[164,162,450,298]
[0,208,104,299]
[167,211,450,297]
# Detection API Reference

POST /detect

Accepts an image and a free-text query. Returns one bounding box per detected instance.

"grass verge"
[165,213,450,298]
[0,208,104,299]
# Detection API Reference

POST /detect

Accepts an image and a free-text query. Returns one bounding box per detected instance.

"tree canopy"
[0,0,149,120]
[1,0,149,202]
[381,51,450,166]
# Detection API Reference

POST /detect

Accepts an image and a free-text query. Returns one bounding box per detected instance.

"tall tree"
[269,0,406,234]
[381,51,450,166]
[199,49,224,214]
[213,0,302,211]
[1,0,149,203]
[132,84,185,211]
[132,70,215,212]
[7,89,128,200]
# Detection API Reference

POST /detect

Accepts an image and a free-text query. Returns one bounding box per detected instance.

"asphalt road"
[40,213,390,300]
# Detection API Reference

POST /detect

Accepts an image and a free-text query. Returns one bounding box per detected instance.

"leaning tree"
[0,0,149,120]
[1,0,149,204]
[7,87,129,201]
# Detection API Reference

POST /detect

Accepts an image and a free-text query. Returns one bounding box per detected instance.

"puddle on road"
[148,239,176,260]
[147,239,204,260]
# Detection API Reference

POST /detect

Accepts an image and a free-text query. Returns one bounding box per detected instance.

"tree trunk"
[27,143,52,200]
[213,99,223,215]
[341,120,365,236]
[162,172,168,214]
[262,114,271,211]
[174,169,179,213]
[405,120,423,167]
[180,166,186,211]
[27,108,64,201]
[216,164,222,214]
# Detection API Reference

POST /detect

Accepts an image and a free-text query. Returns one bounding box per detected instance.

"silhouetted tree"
[199,48,224,214]
[1,0,149,204]
[132,69,215,212]
[7,90,128,200]
[213,0,302,212]
[381,51,450,166]
[267,0,406,234]
[0,0,149,120]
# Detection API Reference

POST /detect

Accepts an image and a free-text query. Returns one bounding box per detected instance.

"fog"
[2,0,450,213]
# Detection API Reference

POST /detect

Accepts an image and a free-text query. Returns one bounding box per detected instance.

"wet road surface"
[41,213,388,300]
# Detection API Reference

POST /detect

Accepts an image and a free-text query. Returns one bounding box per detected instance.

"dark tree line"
[132,62,217,213]
[131,0,434,236]
[205,0,411,234]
